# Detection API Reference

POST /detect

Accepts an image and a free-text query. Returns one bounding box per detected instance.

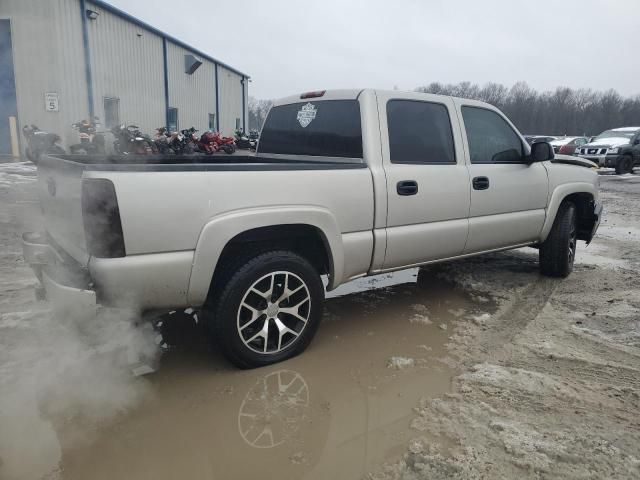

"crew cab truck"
[23,89,602,368]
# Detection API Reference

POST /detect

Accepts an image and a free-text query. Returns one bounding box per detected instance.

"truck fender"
[187,206,343,305]
[540,183,598,242]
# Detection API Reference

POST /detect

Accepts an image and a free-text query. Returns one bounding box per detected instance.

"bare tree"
[248,97,273,131]
[414,81,640,135]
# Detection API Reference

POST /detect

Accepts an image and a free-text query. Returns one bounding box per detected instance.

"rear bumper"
[23,232,194,312]
[22,232,97,317]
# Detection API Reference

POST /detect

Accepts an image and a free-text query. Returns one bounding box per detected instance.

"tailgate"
[37,156,90,266]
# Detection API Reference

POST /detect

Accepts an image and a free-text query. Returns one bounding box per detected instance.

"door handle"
[472,176,490,190]
[397,180,418,196]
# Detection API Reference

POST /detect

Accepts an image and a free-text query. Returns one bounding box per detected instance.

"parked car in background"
[524,135,557,145]
[576,127,640,174]
[550,136,589,155]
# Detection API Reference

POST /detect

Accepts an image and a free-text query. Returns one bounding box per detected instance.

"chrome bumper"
[577,154,619,168]
[22,232,97,317]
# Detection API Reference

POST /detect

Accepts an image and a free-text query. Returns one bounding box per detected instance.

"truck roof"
[272,89,493,108]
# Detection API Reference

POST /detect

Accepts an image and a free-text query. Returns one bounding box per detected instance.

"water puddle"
[58,269,476,480]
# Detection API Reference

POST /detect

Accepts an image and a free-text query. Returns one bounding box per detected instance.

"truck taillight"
[81,178,125,258]
[300,90,326,99]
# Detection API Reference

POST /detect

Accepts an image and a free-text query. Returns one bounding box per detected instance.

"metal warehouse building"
[0,0,249,156]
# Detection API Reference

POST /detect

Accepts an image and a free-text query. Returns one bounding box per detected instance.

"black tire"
[615,155,633,174]
[207,250,324,368]
[539,202,577,278]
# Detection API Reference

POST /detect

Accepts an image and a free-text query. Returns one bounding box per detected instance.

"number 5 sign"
[45,92,59,112]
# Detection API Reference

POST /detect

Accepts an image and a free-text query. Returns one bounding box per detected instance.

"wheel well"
[208,224,332,299]
[562,192,595,241]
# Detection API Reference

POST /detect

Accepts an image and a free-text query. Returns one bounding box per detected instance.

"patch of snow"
[410,314,432,325]
[471,313,491,325]
[471,294,490,303]
[598,225,640,242]
[387,356,415,369]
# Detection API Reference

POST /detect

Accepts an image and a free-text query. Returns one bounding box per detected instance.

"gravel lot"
[0,162,638,480]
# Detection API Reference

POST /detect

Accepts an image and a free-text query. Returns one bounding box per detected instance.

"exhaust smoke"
[0,306,159,480]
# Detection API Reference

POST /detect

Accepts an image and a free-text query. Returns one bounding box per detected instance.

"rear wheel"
[615,155,633,174]
[207,250,324,368]
[539,202,577,278]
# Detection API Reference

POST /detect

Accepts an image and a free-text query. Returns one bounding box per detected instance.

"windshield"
[595,129,638,140]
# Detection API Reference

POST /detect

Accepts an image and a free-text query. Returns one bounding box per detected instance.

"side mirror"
[634,139,639,145]
[529,141,554,163]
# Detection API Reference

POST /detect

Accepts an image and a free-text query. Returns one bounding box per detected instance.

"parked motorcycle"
[248,130,259,151]
[166,127,199,155]
[234,129,252,150]
[22,124,65,163]
[69,118,106,154]
[212,131,236,154]
[111,124,153,155]
[153,127,174,154]
[180,127,199,154]
[197,131,219,155]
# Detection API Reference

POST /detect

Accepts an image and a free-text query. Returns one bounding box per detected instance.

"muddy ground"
[0,162,638,480]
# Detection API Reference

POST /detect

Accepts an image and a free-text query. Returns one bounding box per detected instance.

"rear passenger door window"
[462,106,524,164]
[387,100,456,164]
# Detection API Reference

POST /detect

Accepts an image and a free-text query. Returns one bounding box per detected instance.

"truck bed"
[38,154,367,171]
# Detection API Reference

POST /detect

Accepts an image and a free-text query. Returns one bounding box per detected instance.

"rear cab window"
[258,100,363,159]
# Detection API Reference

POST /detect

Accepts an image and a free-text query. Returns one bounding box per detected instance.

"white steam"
[0,307,159,480]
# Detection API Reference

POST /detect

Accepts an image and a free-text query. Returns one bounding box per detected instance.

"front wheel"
[207,251,324,368]
[539,202,577,278]
[615,155,633,175]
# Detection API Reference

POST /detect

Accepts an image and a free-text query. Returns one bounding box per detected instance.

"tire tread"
[208,250,324,368]
[539,202,576,278]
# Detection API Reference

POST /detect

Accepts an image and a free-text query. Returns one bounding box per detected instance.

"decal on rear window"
[297,103,317,128]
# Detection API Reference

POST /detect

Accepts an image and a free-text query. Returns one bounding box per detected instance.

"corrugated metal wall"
[166,41,217,133]
[86,1,165,136]
[0,0,88,149]
[0,0,247,152]
[218,65,245,135]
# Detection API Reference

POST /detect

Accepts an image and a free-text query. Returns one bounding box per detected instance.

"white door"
[377,92,471,270]
[456,101,548,253]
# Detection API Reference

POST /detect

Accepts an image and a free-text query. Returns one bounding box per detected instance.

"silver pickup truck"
[23,89,602,368]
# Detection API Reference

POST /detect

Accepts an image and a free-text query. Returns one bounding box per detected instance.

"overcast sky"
[108,0,640,100]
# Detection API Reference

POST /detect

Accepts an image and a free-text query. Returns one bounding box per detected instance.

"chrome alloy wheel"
[568,223,577,265]
[237,271,311,355]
